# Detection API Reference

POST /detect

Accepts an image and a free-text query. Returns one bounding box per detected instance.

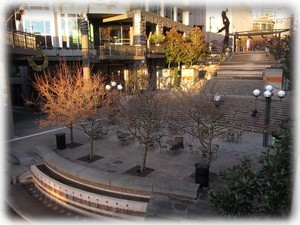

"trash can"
[55,133,66,150]
[194,163,209,188]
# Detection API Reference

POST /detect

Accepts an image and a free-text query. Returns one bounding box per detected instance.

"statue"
[217,9,230,53]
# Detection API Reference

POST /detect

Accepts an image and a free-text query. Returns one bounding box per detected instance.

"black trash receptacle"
[55,133,66,150]
[195,163,209,188]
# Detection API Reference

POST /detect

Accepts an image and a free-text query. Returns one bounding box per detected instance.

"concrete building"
[7,1,198,109]
[5,0,254,138]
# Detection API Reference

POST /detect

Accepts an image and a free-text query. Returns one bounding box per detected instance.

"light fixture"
[252,84,286,147]
[253,89,260,99]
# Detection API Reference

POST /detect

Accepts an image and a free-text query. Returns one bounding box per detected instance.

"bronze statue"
[217,9,230,53]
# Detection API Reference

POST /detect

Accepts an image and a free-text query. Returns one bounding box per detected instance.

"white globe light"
[253,89,260,97]
[263,90,272,98]
[278,90,286,99]
[105,84,111,91]
[111,81,117,87]
[117,84,123,90]
[265,84,273,92]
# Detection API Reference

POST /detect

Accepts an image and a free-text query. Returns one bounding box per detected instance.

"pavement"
[4,109,268,223]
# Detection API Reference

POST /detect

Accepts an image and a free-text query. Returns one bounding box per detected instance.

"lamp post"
[105,81,123,92]
[253,85,286,147]
[105,81,123,124]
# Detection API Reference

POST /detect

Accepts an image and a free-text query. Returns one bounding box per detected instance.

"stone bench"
[34,145,200,200]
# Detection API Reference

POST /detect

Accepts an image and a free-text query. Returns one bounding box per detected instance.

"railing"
[99,44,164,57]
[100,44,146,57]
[6,29,36,49]
[6,28,164,59]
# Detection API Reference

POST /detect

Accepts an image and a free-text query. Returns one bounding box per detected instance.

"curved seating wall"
[31,164,147,219]
[33,145,200,218]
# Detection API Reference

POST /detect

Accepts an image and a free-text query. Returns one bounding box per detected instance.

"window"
[61,14,82,49]
[24,20,51,34]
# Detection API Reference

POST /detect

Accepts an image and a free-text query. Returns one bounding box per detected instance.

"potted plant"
[150,32,165,46]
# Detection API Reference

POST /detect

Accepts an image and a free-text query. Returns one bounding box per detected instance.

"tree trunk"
[140,143,149,173]
[207,141,212,167]
[69,124,74,147]
[89,136,94,160]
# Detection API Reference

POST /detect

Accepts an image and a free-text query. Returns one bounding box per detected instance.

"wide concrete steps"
[216,70,264,78]
[201,79,266,96]
[228,96,291,132]
[168,95,291,134]
[230,51,275,62]
[216,51,276,79]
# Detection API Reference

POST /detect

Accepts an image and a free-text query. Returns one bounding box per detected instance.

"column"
[80,14,90,80]
[133,10,141,37]
[182,11,190,26]
[160,1,165,17]
[133,10,146,45]
[173,7,178,22]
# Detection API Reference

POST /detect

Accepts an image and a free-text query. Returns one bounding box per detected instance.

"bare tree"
[30,61,108,159]
[30,61,81,147]
[118,90,170,173]
[171,89,249,167]
[73,73,108,159]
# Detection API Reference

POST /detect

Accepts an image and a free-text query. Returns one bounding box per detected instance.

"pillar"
[182,11,190,26]
[80,14,90,80]
[133,10,146,46]
[173,7,178,22]
[160,1,165,17]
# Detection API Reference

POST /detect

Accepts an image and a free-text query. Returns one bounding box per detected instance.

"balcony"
[43,44,164,62]
[7,29,36,49]
[6,28,165,62]
[99,44,164,60]
[6,29,38,58]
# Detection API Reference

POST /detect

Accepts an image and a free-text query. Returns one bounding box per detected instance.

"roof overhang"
[102,9,192,33]
[103,13,130,23]
[230,29,290,37]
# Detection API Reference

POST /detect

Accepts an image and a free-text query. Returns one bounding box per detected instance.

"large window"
[61,14,94,49]
[24,20,51,34]
[100,25,130,45]
[61,14,81,49]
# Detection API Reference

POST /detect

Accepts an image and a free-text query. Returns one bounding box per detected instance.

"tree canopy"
[163,27,208,68]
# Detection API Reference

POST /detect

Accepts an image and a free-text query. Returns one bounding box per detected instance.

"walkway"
[6,109,268,221]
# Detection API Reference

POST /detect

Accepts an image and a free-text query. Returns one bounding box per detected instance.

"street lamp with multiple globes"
[252,84,286,147]
[105,81,123,92]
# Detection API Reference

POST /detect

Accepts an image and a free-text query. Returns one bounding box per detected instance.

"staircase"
[202,51,279,96]
[216,51,276,79]
[199,50,292,132]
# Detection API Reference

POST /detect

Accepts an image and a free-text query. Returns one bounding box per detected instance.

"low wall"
[31,164,147,219]
[263,68,283,92]
[33,145,200,218]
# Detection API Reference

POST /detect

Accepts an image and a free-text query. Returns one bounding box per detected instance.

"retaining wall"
[33,145,200,219]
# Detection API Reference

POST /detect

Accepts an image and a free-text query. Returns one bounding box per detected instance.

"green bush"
[208,119,293,217]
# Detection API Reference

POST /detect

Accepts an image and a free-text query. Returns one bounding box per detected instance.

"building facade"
[6,1,254,112]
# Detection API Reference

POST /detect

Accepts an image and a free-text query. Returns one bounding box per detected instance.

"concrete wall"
[263,68,283,93]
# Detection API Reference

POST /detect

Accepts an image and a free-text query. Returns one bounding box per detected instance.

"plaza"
[3,0,294,222]
[6,81,292,221]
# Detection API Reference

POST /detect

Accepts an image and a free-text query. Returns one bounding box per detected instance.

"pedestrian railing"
[6,28,36,49]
